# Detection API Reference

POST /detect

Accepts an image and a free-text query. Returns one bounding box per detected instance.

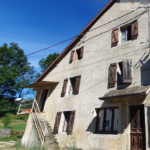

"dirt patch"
[0,141,16,150]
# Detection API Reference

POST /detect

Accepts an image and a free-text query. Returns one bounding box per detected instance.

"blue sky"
[0,0,110,73]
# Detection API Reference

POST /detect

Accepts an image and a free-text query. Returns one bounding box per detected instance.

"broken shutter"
[112,29,119,47]
[67,111,75,135]
[61,78,68,97]
[132,20,138,39]
[74,75,81,95]
[123,59,132,83]
[53,112,62,134]
[108,63,117,88]
[69,51,75,64]
[80,47,84,59]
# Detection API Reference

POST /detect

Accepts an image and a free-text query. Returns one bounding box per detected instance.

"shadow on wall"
[140,54,150,86]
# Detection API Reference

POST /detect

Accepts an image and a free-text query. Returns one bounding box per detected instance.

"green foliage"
[0,134,22,142]
[0,43,37,97]
[62,135,79,150]
[15,141,46,150]
[2,114,11,128]
[0,123,26,131]
[39,52,59,72]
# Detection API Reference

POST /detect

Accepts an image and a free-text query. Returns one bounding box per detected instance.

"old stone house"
[20,0,150,150]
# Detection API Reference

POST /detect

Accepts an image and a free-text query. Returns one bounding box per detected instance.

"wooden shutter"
[80,47,84,59]
[123,59,132,83]
[132,20,138,39]
[112,29,119,47]
[67,111,75,135]
[69,51,75,64]
[74,75,81,94]
[61,78,68,97]
[53,112,62,134]
[108,63,117,88]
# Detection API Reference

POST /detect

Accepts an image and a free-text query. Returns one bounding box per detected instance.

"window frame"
[121,24,132,43]
[69,47,84,63]
[95,107,119,134]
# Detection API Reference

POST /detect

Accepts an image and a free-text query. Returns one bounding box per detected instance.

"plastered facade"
[22,0,150,150]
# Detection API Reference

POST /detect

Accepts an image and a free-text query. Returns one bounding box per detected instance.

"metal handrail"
[31,98,48,148]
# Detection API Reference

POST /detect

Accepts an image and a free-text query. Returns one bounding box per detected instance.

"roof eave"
[34,0,115,83]
[99,92,147,100]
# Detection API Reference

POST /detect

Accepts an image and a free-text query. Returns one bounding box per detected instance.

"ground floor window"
[95,107,119,133]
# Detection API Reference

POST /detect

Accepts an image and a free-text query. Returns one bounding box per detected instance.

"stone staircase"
[42,121,59,150]
[32,113,59,150]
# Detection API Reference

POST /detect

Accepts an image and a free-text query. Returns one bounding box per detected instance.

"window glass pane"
[97,110,104,131]
[122,28,127,43]
[105,109,112,131]
[114,108,119,131]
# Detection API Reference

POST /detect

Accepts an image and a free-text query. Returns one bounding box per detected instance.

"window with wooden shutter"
[131,20,138,39]
[76,47,84,60]
[95,107,119,134]
[67,111,75,135]
[53,112,62,134]
[112,29,119,47]
[61,78,68,97]
[69,51,75,64]
[74,75,81,94]
[108,63,117,88]
[122,59,132,83]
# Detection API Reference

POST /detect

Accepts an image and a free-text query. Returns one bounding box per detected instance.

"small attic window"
[69,47,84,64]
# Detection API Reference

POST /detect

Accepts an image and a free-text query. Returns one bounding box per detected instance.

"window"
[95,107,119,133]
[121,20,138,43]
[61,75,81,97]
[121,25,131,43]
[53,111,76,134]
[69,47,84,64]
[108,59,132,88]
[111,20,138,47]
[63,111,71,132]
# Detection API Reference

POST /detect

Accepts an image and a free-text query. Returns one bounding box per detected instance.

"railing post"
[17,102,22,114]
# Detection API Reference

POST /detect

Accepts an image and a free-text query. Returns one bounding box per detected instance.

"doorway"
[39,89,49,112]
[130,105,145,150]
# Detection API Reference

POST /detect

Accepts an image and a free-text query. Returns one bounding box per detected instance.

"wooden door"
[130,105,145,150]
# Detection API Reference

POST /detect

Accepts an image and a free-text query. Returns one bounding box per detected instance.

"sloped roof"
[99,85,150,100]
[35,0,115,83]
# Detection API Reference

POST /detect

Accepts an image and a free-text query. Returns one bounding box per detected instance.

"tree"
[38,53,59,72]
[0,43,37,97]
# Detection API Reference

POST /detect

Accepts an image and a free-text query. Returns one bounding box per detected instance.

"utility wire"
[26,36,77,56]
[26,7,143,57]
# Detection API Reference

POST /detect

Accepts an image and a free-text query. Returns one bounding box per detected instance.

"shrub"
[2,114,11,128]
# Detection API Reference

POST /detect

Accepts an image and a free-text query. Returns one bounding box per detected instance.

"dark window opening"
[127,25,131,41]
[95,107,119,134]
[70,77,76,95]
[40,89,49,112]
[117,62,123,85]
[63,111,71,132]
[76,49,81,60]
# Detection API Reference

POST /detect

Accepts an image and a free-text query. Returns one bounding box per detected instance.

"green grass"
[0,123,26,131]
[0,134,22,142]
[15,141,45,150]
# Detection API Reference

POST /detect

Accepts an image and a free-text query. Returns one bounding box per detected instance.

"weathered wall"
[22,115,41,148]
[23,0,150,150]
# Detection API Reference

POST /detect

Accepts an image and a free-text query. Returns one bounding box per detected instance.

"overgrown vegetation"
[2,114,11,128]
[54,135,80,150]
